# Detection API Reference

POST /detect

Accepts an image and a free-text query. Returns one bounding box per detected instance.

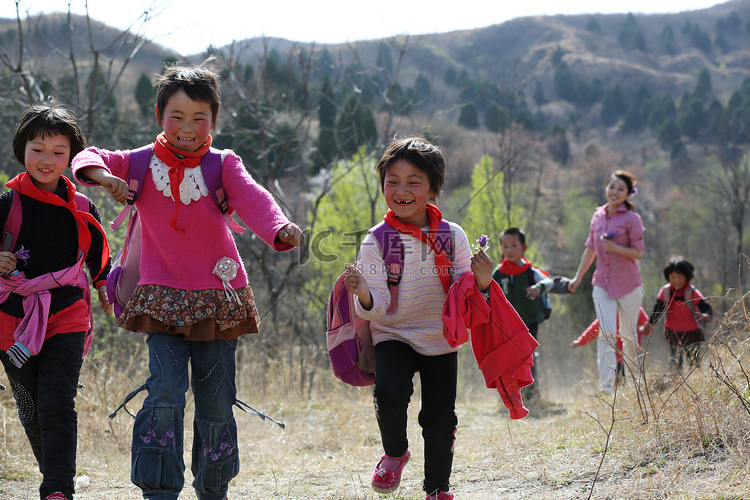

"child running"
[343,137,495,500]
[72,62,303,500]
[640,257,712,372]
[492,227,553,400]
[0,103,112,500]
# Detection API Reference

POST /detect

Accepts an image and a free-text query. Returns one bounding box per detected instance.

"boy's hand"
[570,339,581,348]
[97,285,113,314]
[526,286,541,299]
[639,323,653,336]
[0,252,17,276]
[471,249,494,293]
[278,223,304,247]
[98,171,130,204]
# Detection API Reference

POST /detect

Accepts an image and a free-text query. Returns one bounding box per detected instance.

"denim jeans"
[373,340,458,495]
[0,332,85,500]
[131,333,239,500]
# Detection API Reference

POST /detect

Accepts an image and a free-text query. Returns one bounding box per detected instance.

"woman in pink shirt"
[569,170,645,394]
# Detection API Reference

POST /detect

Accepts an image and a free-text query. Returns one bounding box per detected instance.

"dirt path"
[0,384,745,500]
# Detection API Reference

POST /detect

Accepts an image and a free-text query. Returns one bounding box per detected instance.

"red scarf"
[152,132,212,231]
[383,203,452,294]
[497,258,533,276]
[5,173,109,274]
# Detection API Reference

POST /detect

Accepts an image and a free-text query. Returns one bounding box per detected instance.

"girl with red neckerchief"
[0,103,112,500]
[71,62,303,500]
[343,137,510,500]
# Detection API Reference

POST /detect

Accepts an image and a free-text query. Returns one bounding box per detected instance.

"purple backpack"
[106,145,243,318]
[326,220,452,386]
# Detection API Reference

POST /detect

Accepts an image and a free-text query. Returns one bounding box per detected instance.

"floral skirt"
[117,284,260,341]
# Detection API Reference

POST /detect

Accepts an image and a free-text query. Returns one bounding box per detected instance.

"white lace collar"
[150,155,209,205]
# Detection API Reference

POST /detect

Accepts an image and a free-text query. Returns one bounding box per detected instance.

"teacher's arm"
[569,246,596,293]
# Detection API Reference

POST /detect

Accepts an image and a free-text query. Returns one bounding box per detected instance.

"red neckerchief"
[383,203,452,293]
[497,258,533,276]
[152,132,212,231]
[671,282,691,299]
[5,173,109,274]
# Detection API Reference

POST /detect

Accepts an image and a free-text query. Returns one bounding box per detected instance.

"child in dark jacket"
[492,227,553,399]
[0,103,112,500]
[640,257,712,372]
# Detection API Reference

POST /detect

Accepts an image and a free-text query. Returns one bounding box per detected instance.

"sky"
[2,0,727,55]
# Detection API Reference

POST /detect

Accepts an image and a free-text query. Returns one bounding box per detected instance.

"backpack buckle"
[386,263,401,286]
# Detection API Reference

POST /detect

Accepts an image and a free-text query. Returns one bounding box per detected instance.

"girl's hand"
[0,252,18,276]
[471,249,494,293]
[97,285,114,314]
[570,339,581,348]
[568,277,581,293]
[639,323,653,335]
[98,171,130,204]
[344,264,372,309]
[278,223,304,247]
[601,238,617,253]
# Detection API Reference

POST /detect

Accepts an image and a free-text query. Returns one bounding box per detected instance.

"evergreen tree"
[600,84,626,126]
[554,61,576,102]
[618,13,646,51]
[458,102,480,129]
[336,94,378,158]
[485,103,508,133]
[657,117,682,150]
[533,81,547,106]
[546,125,570,164]
[695,69,712,100]
[134,73,154,119]
[691,25,712,53]
[412,73,432,109]
[314,76,337,172]
[661,25,676,54]
[586,17,602,34]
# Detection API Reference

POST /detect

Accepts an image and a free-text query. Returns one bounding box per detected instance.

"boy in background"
[492,227,553,400]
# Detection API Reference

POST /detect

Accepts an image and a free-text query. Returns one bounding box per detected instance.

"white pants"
[592,285,643,393]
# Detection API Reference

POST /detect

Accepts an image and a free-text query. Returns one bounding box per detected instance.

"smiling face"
[668,271,687,290]
[156,89,215,152]
[383,159,436,227]
[24,132,71,192]
[605,176,630,211]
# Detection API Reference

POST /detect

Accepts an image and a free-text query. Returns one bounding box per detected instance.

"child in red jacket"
[640,257,712,372]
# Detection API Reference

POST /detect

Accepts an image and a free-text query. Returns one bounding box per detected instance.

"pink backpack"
[326,220,452,386]
[2,189,90,254]
[106,145,244,318]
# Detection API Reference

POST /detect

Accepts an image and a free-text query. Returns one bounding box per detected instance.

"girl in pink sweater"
[72,62,302,500]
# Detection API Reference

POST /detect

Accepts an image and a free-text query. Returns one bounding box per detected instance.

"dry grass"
[0,329,748,500]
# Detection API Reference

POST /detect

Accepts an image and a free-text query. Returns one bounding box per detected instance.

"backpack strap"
[202,148,245,234]
[110,145,153,231]
[370,219,454,313]
[371,222,404,313]
[2,189,21,253]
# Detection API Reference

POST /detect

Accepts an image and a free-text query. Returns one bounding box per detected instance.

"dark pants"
[522,323,540,399]
[373,340,458,495]
[0,332,85,500]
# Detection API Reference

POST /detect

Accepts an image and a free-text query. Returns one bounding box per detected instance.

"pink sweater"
[72,147,293,291]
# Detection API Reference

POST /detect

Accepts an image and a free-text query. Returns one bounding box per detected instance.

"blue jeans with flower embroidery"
[131,333,239,500]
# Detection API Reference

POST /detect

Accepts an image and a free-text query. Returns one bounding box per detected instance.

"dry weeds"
[0,332,748,500]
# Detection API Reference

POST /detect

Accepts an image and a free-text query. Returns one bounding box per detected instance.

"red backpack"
[326,220,452,386]
[106,145,244,318]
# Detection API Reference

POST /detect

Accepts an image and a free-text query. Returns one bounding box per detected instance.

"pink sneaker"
[44,493,69,500]
[371,449,410,493]
[426,492,455,500]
